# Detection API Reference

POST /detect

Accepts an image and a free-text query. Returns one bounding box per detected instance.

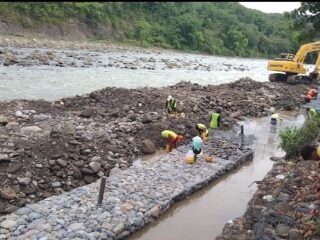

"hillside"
[0,2,298,58]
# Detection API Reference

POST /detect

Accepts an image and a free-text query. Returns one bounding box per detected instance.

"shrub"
[279,118,320,159]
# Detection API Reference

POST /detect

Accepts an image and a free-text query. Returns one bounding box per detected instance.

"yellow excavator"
[267,41,320,85]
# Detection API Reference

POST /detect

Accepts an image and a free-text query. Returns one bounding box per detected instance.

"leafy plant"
[279,118,320,159]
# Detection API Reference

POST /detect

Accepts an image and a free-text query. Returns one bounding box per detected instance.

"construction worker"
[161,130,183,152]
[195,123,208,140]
[308,108,319,119]
[270,111,283,133]
[192,136,202,162]
[301,144,320,160]
[166,95,177,114]
[210,108,221,129]
[305,88,317,103]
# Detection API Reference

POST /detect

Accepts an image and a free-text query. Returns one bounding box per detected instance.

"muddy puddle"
[129,111,305,240]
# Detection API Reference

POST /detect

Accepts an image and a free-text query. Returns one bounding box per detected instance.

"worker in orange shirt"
[305,88,317,103]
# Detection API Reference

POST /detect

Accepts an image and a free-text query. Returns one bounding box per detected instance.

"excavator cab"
[267,42,320,85]
[275,53,295,60]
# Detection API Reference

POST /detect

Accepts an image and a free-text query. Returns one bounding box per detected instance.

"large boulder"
[0,116,8,126]
[141,114,153,124]
[141,139,157,154]
[20,126,42,135]
[80,109,95,118]
[0,187,17,200]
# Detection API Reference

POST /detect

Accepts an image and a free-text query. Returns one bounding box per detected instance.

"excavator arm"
[309,51,320,81]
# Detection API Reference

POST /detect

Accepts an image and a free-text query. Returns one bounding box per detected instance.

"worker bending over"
[161,130,183,152]
[195,123,209,140]
[305,88,318,103]
[166,95,177,114]
[192,136,202,162]
[210,108,221,129]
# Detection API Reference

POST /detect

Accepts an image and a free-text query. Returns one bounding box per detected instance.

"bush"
[279,118,320,159]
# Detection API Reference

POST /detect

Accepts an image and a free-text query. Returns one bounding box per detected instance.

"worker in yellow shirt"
[161,130,183,152]
[270,111,283,133]
[195,123,209,140]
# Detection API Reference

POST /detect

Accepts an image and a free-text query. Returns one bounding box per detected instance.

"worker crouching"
[161,130,183,152]
[192,136,203,162]
[305,88,318,103]
[195,123,209,140]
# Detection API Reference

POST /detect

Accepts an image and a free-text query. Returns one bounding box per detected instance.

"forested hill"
[0,2,299,58]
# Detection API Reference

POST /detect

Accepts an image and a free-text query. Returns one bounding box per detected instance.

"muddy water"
[129,111,305,240]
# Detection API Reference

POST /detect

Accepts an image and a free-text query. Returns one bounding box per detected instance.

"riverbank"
[216,158,320,240]
[0,127,254,240]
[0,77,312,217]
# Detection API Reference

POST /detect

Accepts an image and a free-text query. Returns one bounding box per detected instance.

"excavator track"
[269,73,288,82]
[287,75,312,85]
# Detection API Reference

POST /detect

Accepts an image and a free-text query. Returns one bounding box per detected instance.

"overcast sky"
[239,2,301,13]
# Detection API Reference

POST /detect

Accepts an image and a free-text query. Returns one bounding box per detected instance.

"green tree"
[223,28,248,56]
[133,20,152,43]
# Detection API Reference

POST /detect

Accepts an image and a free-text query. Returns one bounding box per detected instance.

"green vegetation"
[0,2,302,57]
[279,118,320,159]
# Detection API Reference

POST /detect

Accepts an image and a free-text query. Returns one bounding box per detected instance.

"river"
[0,47,271,101]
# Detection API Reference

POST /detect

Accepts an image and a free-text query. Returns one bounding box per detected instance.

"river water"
[129,111,305,240]
[0,48,270,101]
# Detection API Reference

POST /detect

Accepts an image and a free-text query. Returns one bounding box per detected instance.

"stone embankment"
[216,159,320,240]
[0,128,253,240]
[0,78,312,216]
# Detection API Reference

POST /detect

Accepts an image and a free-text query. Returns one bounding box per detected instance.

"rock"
[113,223,125,235]
[73,169,83,179]
[17,177,31,185]
[0,187,17,200]
[109,165,121,176]
[81,168,93,175]
[121,202,133,213]
[1,219,17,229]
[62,123,76,136]
[73,161,84,168]
[20,126,42,134]
[0,116,8,126]
[89,162,101,173]
[141,139,156,154]
[80,109,95,118]
[7,163,23,173]
[33,114,50,122]
[122,105,130,112]
[15,111,23,118]
[230,111,242,119]
[21,185,37,195]
[107,145,119,154]
[84,176,95,184]
[146,206,161,218]
[276,224,290,237]
[91,156,100,162]
[0,154,10,163]
[288,229,303,240]
[35,164,43,168]
[56,159,67,168]
[69,222,84,231]
[96,106,106,115]
[142,114,153,124]
[52,181,61,188]
[5,122,19,130]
